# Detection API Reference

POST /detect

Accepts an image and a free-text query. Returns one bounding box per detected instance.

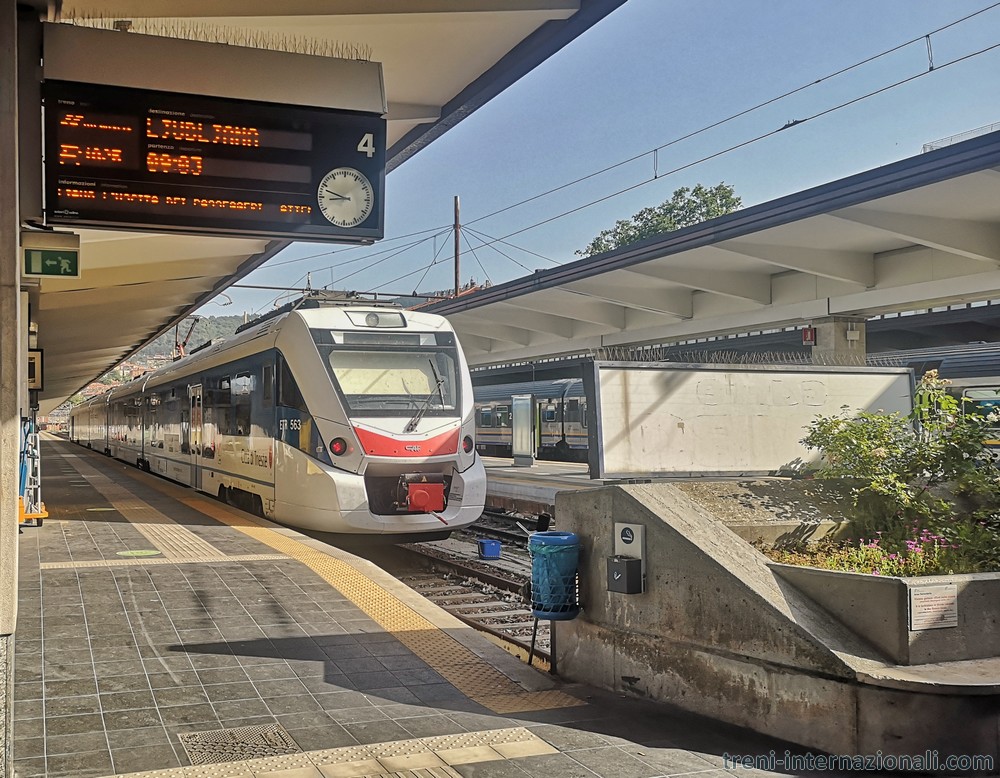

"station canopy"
[30,0,626,411]
[427,131,1000,366]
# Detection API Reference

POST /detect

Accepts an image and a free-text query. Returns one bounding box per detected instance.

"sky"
[201,0,1000,319]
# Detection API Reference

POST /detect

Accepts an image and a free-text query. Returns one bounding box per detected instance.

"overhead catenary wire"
[265,223,450,269]
[242,4,1000,302]
[398,230,455,293]
[473,38,1000,248]
[251,230,449,312]
[460,229,493,285]
[330,231,450,288]
[464,2,1000,228]
[462,228,535,274]
[464,227,561,266]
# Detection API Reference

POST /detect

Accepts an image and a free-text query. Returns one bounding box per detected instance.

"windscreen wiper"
[404,360,445,433]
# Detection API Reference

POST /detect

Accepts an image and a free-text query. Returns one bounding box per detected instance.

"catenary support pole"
[454,195,460,297]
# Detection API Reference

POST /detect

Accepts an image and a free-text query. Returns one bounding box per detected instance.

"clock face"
[316,168,375,228]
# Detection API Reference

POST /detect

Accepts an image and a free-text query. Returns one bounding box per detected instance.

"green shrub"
[788,370,1000,574]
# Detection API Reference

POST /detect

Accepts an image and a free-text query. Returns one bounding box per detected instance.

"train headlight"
[330,438,349,456]
[365,312,380,327]
[462,435,474,454]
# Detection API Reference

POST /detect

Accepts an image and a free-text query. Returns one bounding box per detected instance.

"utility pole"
[453,195,461,297]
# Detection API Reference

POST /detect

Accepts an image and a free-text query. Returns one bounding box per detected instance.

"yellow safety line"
[61,444,582,713]
[176,497,582,714]
[58,451,225,559]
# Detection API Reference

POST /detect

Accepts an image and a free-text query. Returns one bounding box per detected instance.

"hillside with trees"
[135,315,248,359]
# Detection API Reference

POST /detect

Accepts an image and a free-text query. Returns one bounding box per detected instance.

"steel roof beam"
[618,266,772,305]
[505,291,626,330]
[455,332,496,353]
[387,103,441,122]
[562,279,693,318]
[715,242,875,287]
[831,208,1000,265]
[447,317,534,346]
[487,302,577,337]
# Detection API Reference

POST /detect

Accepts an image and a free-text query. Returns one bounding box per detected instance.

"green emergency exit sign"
[23,249,80,278]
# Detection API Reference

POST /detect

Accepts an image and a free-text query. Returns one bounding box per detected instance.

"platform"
[482,457,601,516]
[12,438,829,778]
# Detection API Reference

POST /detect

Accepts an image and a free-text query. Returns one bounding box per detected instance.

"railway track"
[393,510,554,667]
[395,570,551,665]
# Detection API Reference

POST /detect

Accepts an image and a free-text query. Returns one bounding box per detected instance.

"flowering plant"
[785,371,1000,574]
[801,371,1000,525]
[767,527,962,575]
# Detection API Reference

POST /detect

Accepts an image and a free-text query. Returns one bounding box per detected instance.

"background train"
[71,296,486,540]
[473,378,588,461]
[471,345,1000,461]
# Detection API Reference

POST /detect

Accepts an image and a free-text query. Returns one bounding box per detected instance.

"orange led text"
[147,152,203,175]
[59,144,125,166]
[60,113,132,132]
[146,119,260,147]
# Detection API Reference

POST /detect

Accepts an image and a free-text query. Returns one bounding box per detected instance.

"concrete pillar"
[809,316,866,365]
[0,3,21,777]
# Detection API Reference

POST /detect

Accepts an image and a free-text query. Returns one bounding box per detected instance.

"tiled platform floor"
[11,439,851,778]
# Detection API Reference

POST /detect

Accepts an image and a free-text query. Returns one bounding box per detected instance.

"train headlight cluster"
[330,437,349,456]
[346,310,406,328]
[462,435,474,454]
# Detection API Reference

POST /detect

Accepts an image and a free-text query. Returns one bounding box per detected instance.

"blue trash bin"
[528,531,580,620]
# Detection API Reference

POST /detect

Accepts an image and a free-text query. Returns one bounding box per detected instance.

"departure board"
[43,81,386,243]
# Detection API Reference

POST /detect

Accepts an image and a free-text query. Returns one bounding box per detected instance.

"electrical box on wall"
[610,522,646,594]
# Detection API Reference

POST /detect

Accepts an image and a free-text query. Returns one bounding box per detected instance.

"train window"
[495,405,511,427]
[963,389,1000,431]
[566,399,580,422]
[278,356,308,412]
[204,377,231,436]
[233,373,253,435]
[479,408,494,427]
[263,364,274,405]
[542,406,557,423]
[232,374,253,397]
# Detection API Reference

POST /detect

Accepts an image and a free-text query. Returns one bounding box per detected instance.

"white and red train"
[70,296,486,539]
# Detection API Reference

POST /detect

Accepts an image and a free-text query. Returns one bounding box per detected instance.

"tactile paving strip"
[173,496,583,714]
[40,553,287,569]
[109,727,555,778]
[60,454,226,559]
[178,724,300,765]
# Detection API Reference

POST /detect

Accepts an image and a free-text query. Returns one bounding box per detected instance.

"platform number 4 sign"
[357,133,376,158]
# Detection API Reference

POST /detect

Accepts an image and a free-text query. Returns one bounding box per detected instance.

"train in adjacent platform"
[70,297,486,539]
[473,378,588,461]
[906,346,1000,447]
[470,345,1000,461]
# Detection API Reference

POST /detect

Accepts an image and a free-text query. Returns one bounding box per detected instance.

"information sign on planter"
[908,584,959,630]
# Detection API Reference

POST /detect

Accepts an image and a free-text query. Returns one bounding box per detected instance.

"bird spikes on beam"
[57,15,373,61]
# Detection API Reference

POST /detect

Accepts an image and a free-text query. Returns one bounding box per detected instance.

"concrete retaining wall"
[553,484,1000,766]
[771,564,1000,665]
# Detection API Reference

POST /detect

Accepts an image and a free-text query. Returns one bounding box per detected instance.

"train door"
[189,385,203,487]
[511,394,534,467]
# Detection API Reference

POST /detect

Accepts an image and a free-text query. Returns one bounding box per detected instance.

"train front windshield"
[312,329,460,417]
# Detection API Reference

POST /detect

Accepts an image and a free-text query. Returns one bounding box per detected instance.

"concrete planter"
[769,563,1000,665]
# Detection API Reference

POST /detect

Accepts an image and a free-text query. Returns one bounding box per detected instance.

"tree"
[576,182,742,258]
